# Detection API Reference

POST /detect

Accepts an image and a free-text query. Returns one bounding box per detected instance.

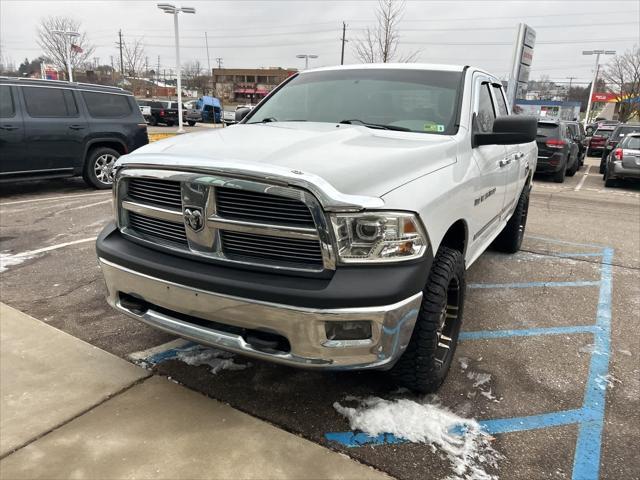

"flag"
[71,44,83,54]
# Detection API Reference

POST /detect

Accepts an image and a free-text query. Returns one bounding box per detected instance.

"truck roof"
[304,63,467,74]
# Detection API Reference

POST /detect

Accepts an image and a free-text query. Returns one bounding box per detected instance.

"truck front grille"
[128,178,182,210]
[216,187,315,227]
[128,211,188,246]
[221,230,324,267]
[118,171,333,272]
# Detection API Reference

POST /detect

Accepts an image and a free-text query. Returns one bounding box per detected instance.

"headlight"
[330,212,428,263]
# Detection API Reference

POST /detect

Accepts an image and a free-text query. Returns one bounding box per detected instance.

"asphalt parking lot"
[1,156,638,480]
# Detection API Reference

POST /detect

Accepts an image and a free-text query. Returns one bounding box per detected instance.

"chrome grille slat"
[128,178,182,210]
[128,211,187,246]
[221,231,323,266]
[216,187,315,227]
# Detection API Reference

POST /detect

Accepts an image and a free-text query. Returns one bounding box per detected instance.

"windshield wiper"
[339,119,411,132]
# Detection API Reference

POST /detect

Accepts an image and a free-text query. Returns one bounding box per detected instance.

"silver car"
[604,133,640,187]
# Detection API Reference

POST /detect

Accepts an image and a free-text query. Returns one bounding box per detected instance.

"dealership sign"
[507,23,536,109]
[591,92,619,103]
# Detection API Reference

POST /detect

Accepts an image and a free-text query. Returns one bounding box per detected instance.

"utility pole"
[118,30,125,80]
[205,32,212,95]
[157,55,161,97]
[565,76,576,101]
[216,57,223,69]
[582,49,615,125]
[340,22,347,65]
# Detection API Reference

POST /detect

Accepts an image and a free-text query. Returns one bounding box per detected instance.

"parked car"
[0,77,148,188]
[166,101,202,126]
[136,99,178,126]
[587,126,616,157]
[565,120,587,166]
[603,132,640,187]
[138,104,152,123]
[599,123,640,173]
[196,96,222,123]
[96,64,537,393]
[223,104,254,126]
[535,120,579,182]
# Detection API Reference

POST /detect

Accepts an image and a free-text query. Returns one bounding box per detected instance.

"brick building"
[212,67,297,104]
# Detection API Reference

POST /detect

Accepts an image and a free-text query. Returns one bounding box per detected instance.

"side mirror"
[474,116,537,147]
[235,107,251,122]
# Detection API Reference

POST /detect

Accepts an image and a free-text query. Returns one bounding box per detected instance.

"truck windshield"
[246,69,463,135]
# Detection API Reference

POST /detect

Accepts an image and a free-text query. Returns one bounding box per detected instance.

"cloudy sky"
[1,0,638,85]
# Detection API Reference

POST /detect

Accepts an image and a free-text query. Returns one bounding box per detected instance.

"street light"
[296,54,318,70]
[157,3,196,133]
[51,29,80,82]
[582,49,616,126]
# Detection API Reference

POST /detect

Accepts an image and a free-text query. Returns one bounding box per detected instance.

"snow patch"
[595,374,622,391]
[578,344,606,356]
[0,250,39,273]
[458,357,469,371]
[618,349,632,356]
[334,396,500,480]
[467,372,492,388]
[175,345,250,374]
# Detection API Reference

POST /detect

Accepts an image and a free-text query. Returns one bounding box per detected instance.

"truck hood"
[124,122,457,198]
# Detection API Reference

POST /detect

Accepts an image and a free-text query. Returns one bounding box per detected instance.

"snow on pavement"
[176,345,250,374]
[334,396,501,480]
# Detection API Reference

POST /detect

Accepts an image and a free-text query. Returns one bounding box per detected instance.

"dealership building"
[212,67,297,104]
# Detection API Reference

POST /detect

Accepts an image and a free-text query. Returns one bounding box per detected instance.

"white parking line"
[574,165,591,191]
[0,237,97,273]
[0,191,110,207]
[64,199,112,212]
[22,237,97,255]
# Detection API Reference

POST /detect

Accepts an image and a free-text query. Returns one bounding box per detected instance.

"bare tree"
[601,46,640,122]
[122,38,146,78]
[353,0,418,63]
[528,75,556,100]
[37,16,94,79]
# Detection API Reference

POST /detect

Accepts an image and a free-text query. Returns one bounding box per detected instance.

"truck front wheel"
[389,246,465,393]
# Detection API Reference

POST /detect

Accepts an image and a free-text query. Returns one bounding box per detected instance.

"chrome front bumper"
[99,258,422,370]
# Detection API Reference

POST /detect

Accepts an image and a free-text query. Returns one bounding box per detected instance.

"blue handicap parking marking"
[325,237,614,480]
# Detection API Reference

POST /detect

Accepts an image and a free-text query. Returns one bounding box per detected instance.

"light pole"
[296,54,318,70]
[582,49,615,126]
[52,29,79,82]
[157,3,196,133]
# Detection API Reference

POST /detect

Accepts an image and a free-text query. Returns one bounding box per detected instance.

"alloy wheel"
[94,154,117,185]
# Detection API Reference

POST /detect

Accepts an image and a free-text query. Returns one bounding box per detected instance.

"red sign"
[592,92,619,103]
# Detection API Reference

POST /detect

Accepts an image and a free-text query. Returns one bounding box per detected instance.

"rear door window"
[22,86,78,117]
[82,91,132,118]
[0,86,15,117]
[594,129,613,138]
[491,85,509,116]
[622,136,640,149]
[475,84,496,133]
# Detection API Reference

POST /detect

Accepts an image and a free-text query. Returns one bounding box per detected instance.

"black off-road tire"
[566,158,578,177]
[166,120,175,127]
[187,121,196,126]
[389,246,465,393]
[494,187,530,253]
[148,116,158,126]
[82,147,120,189]
[604,167,618,188]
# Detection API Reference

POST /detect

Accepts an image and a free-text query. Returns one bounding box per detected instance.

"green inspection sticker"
[424,122,445,133]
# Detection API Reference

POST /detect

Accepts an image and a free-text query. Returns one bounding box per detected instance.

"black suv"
[535,119,580,183]
[0,78,148,189]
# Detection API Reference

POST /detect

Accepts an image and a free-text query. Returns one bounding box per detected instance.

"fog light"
[325,321,372,341]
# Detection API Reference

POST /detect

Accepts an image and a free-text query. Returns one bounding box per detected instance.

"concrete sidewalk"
[0,303,389,480]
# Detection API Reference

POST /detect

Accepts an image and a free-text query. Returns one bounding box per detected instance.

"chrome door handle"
[499,158,512,167]
[514,151,525,160]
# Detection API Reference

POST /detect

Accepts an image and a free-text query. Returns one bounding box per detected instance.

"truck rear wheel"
[389,246,465,393]
[494,187,529,253]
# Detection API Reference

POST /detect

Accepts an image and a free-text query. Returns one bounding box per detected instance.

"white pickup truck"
[97,64,537,392]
